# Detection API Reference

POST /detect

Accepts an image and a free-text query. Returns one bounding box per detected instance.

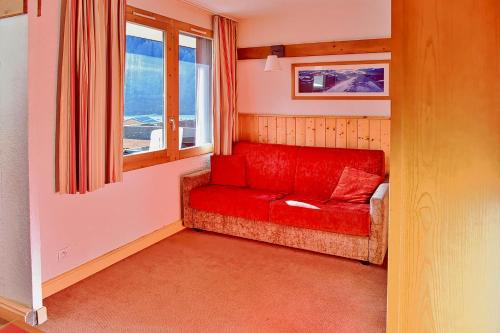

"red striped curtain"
[57,0,125,194]
[213,16,238,155]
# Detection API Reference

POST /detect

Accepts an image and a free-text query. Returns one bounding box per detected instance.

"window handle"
[169,118,176,132]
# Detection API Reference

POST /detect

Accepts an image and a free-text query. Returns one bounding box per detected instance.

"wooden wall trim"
[0,297,32,323]
[0,297,47,325]
[238,38,391,60]
[0,0,28,19]
[238,113,391,173]
[42,221,185,299]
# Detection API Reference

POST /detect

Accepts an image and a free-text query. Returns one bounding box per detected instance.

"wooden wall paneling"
[238,115,246,141]
[295,118,306,146]
[237,114,391,171]
[242,114,259,142]
[258,117,268,143]
[335,119,347,148]
[238,114,251,141]
[314,118,326,147]
[305,118,316,147]
[286,117,296,146]
[267,116,277,144]
[388,0,499,331]
[380,120,391,173]
[325,118,336,148]
[369,119,382,150]
[346,119,358,148]
[250,115,259,142]
[357,119,369,149]
[276,117,287,144]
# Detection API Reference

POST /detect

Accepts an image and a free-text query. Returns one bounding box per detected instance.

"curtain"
[212,16,237,155]
[195,37,213,146]
[56,0,125,194]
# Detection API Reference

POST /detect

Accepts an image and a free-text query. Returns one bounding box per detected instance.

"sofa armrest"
[182,169,211,225]
[183,169,211,193]
[370,182,389,222]
[368,182,389,264]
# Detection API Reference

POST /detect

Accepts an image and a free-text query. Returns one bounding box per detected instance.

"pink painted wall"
[27,0,212,282]
[238,0,391,48]
[237,0,391,117]
[238,53,391,117]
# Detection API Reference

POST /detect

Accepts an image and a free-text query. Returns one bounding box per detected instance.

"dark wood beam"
[238,38,391,60]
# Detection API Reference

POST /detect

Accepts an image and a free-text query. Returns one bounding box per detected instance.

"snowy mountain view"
[298,67,385,94]
[125,35,196,118]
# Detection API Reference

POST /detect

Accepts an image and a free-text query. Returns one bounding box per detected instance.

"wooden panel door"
[388,0,500,332]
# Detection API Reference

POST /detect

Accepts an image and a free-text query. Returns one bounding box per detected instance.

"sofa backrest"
[294,147,385,200]
[233,142,298,193]
[233,142,385,199]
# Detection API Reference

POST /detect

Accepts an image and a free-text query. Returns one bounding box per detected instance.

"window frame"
[124,6,214,172]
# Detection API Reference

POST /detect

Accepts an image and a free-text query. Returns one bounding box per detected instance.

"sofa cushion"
[190,185,286,221]
[233,142,298,193]
[270,194,371,237]
[294,147,385,201]
[210,155,247,187]
[330,167,383,203]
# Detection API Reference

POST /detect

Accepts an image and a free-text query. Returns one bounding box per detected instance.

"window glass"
[179,33,213,149]
[124,22,165,155]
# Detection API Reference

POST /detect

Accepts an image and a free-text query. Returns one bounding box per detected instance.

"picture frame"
[291,60,390,100]
[0,0,28,19]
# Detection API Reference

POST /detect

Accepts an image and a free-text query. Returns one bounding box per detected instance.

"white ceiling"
[182,0,334,19]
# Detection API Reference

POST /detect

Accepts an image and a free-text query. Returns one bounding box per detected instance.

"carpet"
[41,230,387,333]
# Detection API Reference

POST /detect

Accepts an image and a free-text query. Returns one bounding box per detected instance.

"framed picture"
[291,60,390,100]
[0,0,28,19]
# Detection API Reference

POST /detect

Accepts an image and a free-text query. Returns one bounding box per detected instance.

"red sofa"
[182,142,389,264]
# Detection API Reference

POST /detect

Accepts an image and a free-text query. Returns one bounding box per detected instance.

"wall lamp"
[264,45,284,72]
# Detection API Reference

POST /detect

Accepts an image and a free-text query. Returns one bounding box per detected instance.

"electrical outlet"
[57,247,70,261]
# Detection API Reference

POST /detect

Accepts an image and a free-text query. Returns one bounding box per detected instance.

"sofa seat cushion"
[269,195,371,237]
[190,185,287,221]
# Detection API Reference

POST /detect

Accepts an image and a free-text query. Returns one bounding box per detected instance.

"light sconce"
[264,45,284,72]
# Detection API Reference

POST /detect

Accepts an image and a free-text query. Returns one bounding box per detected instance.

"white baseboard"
[42,220,185,299]
[35,306,48,325]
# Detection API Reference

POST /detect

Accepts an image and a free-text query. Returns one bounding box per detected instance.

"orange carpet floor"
[41,230,387,333]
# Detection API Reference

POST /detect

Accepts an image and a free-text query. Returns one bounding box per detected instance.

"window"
[179,33,213,149]
[123,7,214,171]
[124,22,166,156]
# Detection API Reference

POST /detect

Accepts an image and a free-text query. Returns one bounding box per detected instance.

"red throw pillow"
[210,155,247,187]
[330,167,383,203]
